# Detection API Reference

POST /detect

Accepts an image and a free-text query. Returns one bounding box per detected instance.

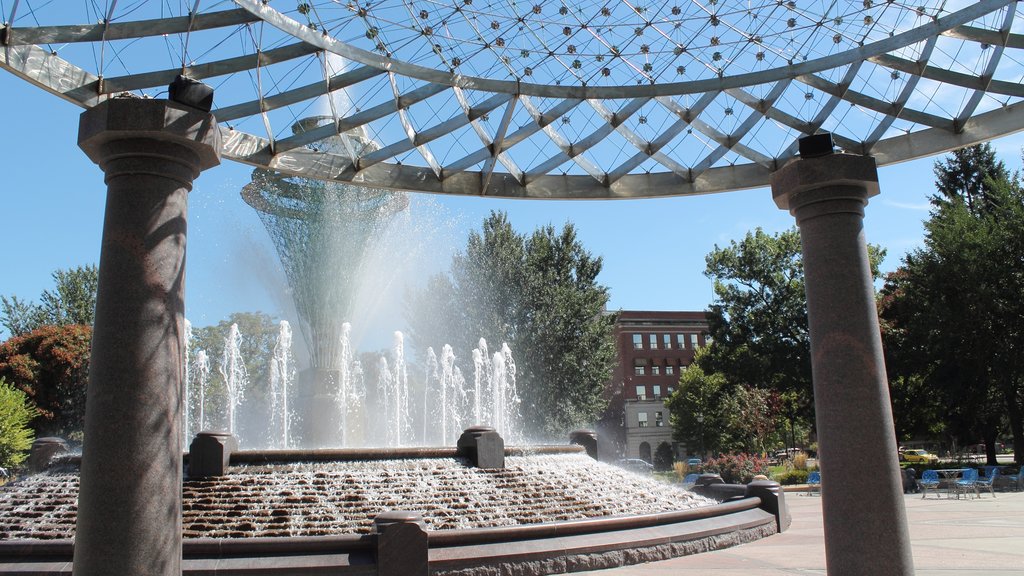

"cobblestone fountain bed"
[1,452,713,539]
[0,447,785,575]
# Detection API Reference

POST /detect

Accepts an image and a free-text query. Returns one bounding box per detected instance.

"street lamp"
[696,412,705,459]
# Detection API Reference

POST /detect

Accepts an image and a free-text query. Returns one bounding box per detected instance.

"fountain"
[0,438,788,575]
[0,101,788,576]
[241,119,409,448]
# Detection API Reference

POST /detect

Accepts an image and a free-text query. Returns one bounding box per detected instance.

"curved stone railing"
[0,494,779,575]
[0,430,788,575]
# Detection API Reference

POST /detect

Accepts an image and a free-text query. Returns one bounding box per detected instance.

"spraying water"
[191,350,211,436]
[183,319,192,445]
[269,320,294,448]
[219,323,248,435]
[182,323,520,448]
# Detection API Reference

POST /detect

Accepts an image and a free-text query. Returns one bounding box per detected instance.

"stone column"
[771,153,913,575]
[73,97,220,576]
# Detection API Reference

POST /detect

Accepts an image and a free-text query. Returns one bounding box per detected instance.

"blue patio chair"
[954,468,979,499]
[682,473,699,489]
[806,470,821,496]
[1003,468,1023,491]
[976,467,998,497]
[919,469,941,499]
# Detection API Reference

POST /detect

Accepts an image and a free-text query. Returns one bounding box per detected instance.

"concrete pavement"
[585,490,1024,575]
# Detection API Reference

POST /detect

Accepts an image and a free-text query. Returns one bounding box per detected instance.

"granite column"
[771,153,913,575]
[73,97,220,576]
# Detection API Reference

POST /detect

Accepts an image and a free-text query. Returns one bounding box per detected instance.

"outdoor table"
[934,469,967,498]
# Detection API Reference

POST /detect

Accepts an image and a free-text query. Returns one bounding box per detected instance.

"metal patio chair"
[953,468,980,499]
[976,468,998,497]
[806,471,821,496]
[919,469,941,499]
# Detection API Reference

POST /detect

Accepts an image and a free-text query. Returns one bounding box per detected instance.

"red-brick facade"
[598,311,710,462]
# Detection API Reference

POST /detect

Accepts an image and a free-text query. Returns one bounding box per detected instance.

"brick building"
[598,310,710,463]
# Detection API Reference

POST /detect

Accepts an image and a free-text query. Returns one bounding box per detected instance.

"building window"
[655,411,664,427]
[676,333,685,349]
[663,334,671,349]
[704,333,713,345]
[634,358,647,376]
[665,365,674,375]
[638,412,649,427]
[632,333,643,349]
[635,385,646,400]
[649,334,658,349]
[690,333,699,348]
[653,385,662,399]
[668,386,675,394]
[651,365,660,376]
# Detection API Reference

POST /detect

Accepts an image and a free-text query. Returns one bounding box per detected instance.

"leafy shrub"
[0,324,90,438]
[0,378,37,470]
[653,442,674,471]
[776,469,809,485]
[698,452,771,484]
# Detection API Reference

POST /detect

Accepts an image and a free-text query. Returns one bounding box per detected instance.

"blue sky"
[3,72,1023,350]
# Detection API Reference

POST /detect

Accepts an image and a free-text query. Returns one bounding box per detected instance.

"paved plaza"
[586,490,1024,575]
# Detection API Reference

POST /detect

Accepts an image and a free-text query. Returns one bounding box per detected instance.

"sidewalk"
[584,491,1024,575]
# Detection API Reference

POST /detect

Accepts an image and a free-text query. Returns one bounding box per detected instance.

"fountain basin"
[0,447,786,575]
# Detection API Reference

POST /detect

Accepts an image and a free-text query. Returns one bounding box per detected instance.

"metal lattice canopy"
[2,0,1024,198]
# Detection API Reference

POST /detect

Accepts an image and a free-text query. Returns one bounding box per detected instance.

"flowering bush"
[698,452,771,484]
[0,324,91,438]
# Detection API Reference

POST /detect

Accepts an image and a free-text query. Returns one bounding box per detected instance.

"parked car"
[900,449,938,464]
[615,458,654,474]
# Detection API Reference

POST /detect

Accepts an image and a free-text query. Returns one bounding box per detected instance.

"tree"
[515,223,617,436]
[699,228,812,422]
[405,211,617,438]
[0,296,44,339]
[880,144,1024,464]
[0,324,91,439]
[933,142,1010,215]
[698,227,884,435]
[0,378,36,470]
[667,348,781,456]
[666,350,727,456]
[653,441,674,471]
[2,264,98,337]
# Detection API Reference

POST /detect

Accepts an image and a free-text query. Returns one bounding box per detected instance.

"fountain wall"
[0,440,786,576]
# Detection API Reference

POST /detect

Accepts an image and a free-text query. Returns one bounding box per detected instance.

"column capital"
[78,97,220,171]
[770,153,879,214]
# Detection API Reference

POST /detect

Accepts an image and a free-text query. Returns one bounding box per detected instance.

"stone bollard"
[569,429,599,460]
[745,479,791,533]
[457,426,505,469]
[27,437,69,473]
[374,511,428,576]
[188,432,238,478]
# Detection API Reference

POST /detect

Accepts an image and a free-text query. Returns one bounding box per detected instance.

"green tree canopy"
[1,264,98,338]
[666,347,781,456]
[0,378,36,470]
[405,211,617,438]
[881,143,1024,464]
[683,227,883,452]
[665,349,728,456]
